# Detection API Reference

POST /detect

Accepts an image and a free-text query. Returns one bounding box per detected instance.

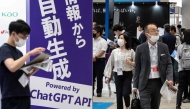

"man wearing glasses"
[139,26,163,44]
[0,19,45,109]
[132,23,173,109]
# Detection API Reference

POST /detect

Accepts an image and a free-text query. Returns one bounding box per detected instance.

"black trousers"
[171,57,176,84]
[184,87,190,99]
[177,70,190,107]
[139,78,162,109]
[114,71,132,109]
[93,61,105,94]
[2,96,30,109]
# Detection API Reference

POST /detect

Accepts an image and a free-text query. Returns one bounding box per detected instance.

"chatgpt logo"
[2,12,18,17]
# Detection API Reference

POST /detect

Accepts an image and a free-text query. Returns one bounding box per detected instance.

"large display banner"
[28,0,92,109]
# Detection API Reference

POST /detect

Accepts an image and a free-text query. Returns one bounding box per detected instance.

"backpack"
[181,43,190,69]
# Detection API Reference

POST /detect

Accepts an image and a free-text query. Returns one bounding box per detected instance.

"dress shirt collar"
[148,41,158,49]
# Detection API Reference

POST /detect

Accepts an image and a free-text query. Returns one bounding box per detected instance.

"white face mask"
[117,39,125,47]
[148,34,159,42]
[14,34,26,47]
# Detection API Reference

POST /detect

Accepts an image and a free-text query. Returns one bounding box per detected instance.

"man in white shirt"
[177,24,182,36]
[132,23,173,109]
[93,25,108,97]
[137,23,144,39]
[170,25,181,49]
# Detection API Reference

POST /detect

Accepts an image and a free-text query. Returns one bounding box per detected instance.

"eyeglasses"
[16,34,28,40]
[21,36,28,40]
[149,30,159,33]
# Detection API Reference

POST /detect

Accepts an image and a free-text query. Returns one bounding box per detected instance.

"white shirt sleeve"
[131,49,135,62]
[101,40,108,51]
[104,50,115,78]
[175,36,181,48]
[177,45,182,59]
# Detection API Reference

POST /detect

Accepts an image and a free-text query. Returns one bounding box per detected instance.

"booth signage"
[1,12,18,17]
[28,0,92,109]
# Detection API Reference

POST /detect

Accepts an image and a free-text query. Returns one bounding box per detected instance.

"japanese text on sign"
[39,0,71,80]
[65,0,86,48]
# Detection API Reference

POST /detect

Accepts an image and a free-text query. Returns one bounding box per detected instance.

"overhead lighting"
[155,1,158,5]
[132,1,134,6]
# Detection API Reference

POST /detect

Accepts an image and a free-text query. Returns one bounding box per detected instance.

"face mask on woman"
[117,39,125,47]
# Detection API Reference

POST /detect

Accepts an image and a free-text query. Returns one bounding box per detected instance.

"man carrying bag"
[131,92,141,109]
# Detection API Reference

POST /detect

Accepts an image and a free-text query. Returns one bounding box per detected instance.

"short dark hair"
[93,25,102,35]
[118,33,131,50]
[177,24,182,28]
[170,25,176,33]
[144,23,158,33]
[183,29,190,44]
[164,24,170,32]
[112,24,123,32]
[9,19,30,35]
[139,23,144,30]
[98,25,105,32]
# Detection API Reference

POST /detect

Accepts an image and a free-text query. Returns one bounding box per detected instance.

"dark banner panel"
[93,2,170,37]
[93,3,105,26]
[115,3,170,36]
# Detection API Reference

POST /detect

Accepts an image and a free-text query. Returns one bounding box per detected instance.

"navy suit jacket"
[162,32,176,54]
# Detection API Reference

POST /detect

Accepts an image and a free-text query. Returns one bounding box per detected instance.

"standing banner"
[27,0,92,109]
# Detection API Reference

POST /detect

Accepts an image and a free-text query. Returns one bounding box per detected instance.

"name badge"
[117,68,123,75]
[18,73,29,87]
[152,66,159,72]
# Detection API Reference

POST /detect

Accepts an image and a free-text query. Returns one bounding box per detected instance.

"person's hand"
[167,80,174,89]
[110,44,117,49]
[105,77,110,84]
[132,88,138,93]
[27,67,39,77]
[93,56,96,62]
[28,47,45,56]
[126,59,131,65]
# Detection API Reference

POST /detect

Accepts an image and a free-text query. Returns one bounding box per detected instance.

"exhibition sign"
[28,0,92,109]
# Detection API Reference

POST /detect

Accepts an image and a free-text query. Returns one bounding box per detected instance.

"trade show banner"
[28,0,92,109]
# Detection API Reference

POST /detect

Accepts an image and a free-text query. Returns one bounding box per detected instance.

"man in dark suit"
[162,24,176,84]
[138,31,147,44]
[132,23,173,109]
[162,24,176,54]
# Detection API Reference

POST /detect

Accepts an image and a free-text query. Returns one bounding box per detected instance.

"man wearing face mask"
[93,25,108,97]
[132,23,173,109]
[0,19,45,109]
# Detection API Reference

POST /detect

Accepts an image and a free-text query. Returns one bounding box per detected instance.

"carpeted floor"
[93,102,114,109]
